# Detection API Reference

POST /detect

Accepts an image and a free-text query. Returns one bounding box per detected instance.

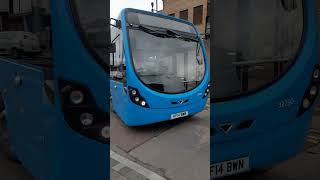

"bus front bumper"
[211,111,313,178]
[122,97,208,126]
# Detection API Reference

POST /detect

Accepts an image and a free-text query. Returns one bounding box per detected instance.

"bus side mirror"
[115,72,123,80]
[281,0,297,12]
[108,43,116,53]
[204,16,210,39]
[110,18,121,29]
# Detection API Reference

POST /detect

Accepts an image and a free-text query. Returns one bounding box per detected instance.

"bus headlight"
[128,87,150,108]
[302,99,310,109]
[312,65,320,82]
[70,90,84,104]
[313,68,320,79]
[59,79,109,144]
[203,83,210,98]
[297,65,320,117]
[310,86,318,96]
[101,126,110,139]
[80,113,94,126]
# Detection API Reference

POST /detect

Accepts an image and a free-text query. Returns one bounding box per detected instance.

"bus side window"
[118,55,126,84]
[119,34,127,83]
[111,28,124,81]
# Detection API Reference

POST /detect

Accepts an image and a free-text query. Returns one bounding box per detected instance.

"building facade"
[162,0,209,35]
[162,0,210,59]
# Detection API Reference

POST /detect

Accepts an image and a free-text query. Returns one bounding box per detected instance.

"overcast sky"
[111,0,163,18]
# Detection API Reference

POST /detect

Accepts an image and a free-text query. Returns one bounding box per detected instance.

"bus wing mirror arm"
[108,43,116,53]
[110,18,121,29]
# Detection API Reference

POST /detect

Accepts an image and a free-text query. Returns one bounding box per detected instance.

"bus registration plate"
[171,111,188,120]
[211,157,250,178]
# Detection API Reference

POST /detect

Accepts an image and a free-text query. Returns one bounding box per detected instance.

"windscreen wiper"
[166,29,199,42]
[129,24,173,38]
[196,41,202,65]
[129,24,199,42]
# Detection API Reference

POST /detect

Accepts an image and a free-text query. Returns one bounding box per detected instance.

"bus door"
[110,24,128,117]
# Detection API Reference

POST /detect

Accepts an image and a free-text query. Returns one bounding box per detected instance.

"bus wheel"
[0,96,20,163]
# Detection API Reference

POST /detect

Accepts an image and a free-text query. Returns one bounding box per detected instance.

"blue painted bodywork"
[0,60,54,179]
[111,8,210,126]
[211,0,318,177]
[0,0,109,179]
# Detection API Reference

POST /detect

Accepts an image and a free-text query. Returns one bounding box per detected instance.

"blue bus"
[211,0,318,178]
[0,0,109,179]
[110,8,210,126]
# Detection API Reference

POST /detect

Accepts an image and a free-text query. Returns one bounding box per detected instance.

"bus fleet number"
[278,98,295,109]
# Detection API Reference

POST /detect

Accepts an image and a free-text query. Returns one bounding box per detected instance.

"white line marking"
[310,129,320,134]
[110,150,166,180]
[112,163,126,171]
[306,139,319,144]
[308,135,320,141]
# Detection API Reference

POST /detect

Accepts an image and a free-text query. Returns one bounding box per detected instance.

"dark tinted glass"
[110,26,125,82]
[72,0,108,64]
[180,9,188,21]
[127,12,196,34]
[212,0,303,99]
[193,5,203,25]
[0,0,52,69]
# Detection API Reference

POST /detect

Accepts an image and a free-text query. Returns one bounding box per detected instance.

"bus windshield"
[71,0,107,64]
[212,0,303,99]
[126,12,206,94]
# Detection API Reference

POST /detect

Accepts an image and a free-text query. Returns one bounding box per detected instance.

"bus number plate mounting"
[171,111,188,120]
[211,157,250,178]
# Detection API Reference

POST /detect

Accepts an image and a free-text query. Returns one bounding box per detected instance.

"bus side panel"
[111,80,128,120]
[0,59,54,180]
[111,80,121,114]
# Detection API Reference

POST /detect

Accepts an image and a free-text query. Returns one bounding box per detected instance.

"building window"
[169,13,175,17]
[179,9,188,21]
[193,5,203,25]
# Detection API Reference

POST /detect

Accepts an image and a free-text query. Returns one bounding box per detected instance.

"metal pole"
[156,0,158,12]
[151,2,154,12]
[32,0,41,33]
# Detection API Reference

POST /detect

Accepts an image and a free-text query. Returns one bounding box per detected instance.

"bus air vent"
[236,119,254,131]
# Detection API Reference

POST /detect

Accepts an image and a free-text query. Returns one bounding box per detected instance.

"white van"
[0,31,41,57]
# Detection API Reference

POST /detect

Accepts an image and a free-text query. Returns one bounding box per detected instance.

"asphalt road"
[110,101,210,180]
[0,132,34,180]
